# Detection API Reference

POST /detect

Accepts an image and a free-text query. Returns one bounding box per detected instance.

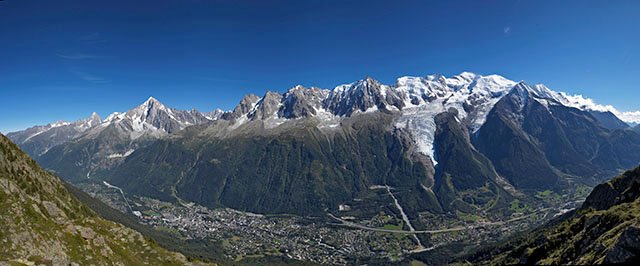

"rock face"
[325,77,404,116]
[465,166,640,265]
[279,86,328,118]
[604,226,640,264]
[222,94,260,120]
[583,166,640,211]
[0,133,200,265]
[250,91,283,120]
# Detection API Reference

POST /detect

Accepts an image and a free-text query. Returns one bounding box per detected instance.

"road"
[327,208,552,235]
[103,181,134,212]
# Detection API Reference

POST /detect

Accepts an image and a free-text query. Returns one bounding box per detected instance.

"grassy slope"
[459,166,640,265]
[0,134,204,265]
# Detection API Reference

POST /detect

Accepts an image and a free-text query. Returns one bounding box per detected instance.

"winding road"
[327,207,552,235]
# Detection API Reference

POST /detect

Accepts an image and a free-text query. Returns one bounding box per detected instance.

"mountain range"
[8,72,640,223]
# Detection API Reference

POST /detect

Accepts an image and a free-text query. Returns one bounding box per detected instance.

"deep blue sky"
[1,0,639,133]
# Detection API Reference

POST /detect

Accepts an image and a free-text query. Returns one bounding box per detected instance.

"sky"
[1,0,639,133]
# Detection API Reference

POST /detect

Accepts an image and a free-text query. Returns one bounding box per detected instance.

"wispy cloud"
[56,53,112,60]
[79,32,108,44]
[561,93,640,124]
[70,70,111,84]
[503,26,511,34]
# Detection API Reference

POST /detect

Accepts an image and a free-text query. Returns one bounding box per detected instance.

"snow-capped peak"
[204,108,225,120]
[145,96,159,103]
[75,112,103,129]
[457,71,480,81]
[85,96,212,139]
[470,74,517,92]
[90,112,101,120]
[139,96,167,111]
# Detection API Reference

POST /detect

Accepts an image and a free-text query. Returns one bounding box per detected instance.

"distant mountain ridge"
[7,112,102,156]
[8,72,640,220]
[8,72,633,157]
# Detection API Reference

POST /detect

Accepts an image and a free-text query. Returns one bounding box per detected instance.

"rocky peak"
[325,76,404,116]
[503,82,533,111]
[96,96,211,136]
[72,112,103,130]
[125,97,169,124]
[131,97,167,114]
[250,91,283,120]
[82,112,102,127]
[143,96,162,106]
[204,108,225,120]
[279,86,328,118]
[237,94,261,113]
[89,111,102,122]
[223,94,261,120]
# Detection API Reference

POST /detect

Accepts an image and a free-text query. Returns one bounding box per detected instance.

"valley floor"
[74,181,588,265]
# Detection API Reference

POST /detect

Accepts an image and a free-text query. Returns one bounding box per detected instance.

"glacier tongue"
[395,101,446,166]
[393,73,517,165]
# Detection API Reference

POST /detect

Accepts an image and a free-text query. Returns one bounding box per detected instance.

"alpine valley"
[8,72,640,265]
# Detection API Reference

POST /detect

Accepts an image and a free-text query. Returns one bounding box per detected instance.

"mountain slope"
[106,112,442,216]
[474,83,640,189]
[465,166,640,265]
[432,110,513,213]
[0,133,199,265]
[588,110,630,130]
[473,84,564,190]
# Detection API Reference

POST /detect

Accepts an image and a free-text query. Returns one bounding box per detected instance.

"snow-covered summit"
[96,97,212,139]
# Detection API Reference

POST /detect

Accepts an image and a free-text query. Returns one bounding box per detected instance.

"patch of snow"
[23,128,49,142]
[315,106,341,130]
[364,105,378,113]
[50,121,71,128]
[106,149,135,159]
